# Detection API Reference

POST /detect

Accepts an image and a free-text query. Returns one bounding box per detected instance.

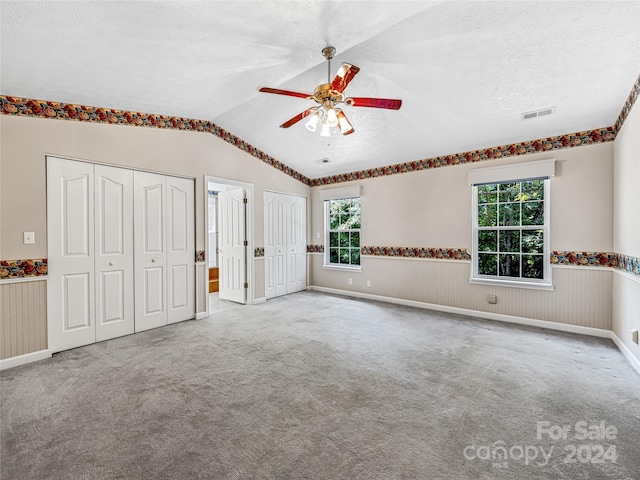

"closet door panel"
[47,157,96,352]
[95,165,134,342]
[134,171,167,332]
[286,195,299,294]
[166,176,195,323]
[297,196,307,291]
[274,195,287,297]
[264,192,276,299]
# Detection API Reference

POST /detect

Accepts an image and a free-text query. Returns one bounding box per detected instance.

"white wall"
[613,96,640,363]
[310,142,615,330]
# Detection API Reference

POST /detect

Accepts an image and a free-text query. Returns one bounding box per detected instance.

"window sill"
[470,277,554,291]
[323,264,362,272]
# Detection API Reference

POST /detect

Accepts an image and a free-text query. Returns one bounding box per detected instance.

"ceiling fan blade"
[350,97,402,110]
[330,63,360,92]
[259,87,311,99]
[280,109,314,128]
[336,110,354,135]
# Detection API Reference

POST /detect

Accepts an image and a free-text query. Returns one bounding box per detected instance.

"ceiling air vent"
[522,106,556,120]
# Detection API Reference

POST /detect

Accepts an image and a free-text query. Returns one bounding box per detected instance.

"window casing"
[471,177,552,290]
[324,197,361,270]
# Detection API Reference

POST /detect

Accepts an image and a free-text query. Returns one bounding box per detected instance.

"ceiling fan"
[259,46,402,136]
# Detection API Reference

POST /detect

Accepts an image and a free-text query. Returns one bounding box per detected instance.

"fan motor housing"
[312,83,345,105]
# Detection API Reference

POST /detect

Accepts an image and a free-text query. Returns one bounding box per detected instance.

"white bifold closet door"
[48,157,194,353]
[134,172,194,332]
[264,192,306,299]
[48,160,136,351]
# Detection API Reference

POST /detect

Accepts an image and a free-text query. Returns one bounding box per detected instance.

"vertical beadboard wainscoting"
[309,255,612,332]
[0,279,50,367]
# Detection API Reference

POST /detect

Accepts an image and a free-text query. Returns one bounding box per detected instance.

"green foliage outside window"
[328,198,361,266]
[476,179,545,280]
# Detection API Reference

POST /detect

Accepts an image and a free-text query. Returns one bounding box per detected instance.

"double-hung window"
[319,186,362,270]
[469,160,555,290]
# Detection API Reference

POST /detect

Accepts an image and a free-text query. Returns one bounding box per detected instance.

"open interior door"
[218,188,246,304]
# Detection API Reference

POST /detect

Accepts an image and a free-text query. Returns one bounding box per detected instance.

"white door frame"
[204,175,255,311]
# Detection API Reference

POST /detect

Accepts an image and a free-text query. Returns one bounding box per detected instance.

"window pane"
[499,203,520,226]
[350,231,360,247]
[521,179,544,201]
[329,248,339,264]
[478,204,497,227]
[499,254,520,277]
[339,232,350,247]
[330,212,340,230]
[499,230,521,252]
[478,230,497,252]
[329,232,339,248]
[351,211,361,229]
[523,254,544,279]
[522,201,543,225]
[477,184,497,204]
[522,230,544,253]
[339,248,351,264]
[479,253,498,275]
[499,183,519,203]
[350,248,360,265]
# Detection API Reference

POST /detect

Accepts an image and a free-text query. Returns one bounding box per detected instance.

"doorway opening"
[204,176,255,315]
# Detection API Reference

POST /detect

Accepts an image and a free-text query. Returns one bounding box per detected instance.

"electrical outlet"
[348,278,352,285]
[486,294,497,304]
[366,280,371,287]
[316,232,320,239]
[632,329,639,345]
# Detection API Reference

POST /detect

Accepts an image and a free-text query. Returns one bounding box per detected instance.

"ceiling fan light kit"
[259,46,402,137]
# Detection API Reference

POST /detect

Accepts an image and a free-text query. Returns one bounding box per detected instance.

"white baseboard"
[610,332,640,374]
[252,297,267,304]
[307,285,612,339]
[0,349,52,371]
[196,311,209,320]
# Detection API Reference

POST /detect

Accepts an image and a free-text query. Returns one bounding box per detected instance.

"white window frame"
[469,160,555,291]
[319,186,362,272]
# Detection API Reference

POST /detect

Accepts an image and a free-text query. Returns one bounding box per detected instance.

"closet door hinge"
[244,240,248,246]
[244,282,249,289]
[243,198,248,204]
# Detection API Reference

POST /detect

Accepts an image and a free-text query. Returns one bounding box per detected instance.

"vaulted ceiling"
[2,1,640,179]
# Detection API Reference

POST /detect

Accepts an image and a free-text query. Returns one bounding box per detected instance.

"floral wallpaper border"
[550,251,640,277]
[2,73,638,189]
[0,95,311,185]
[310,73,639,186]
[1,259,48,279]
[550,251,615,267]
[309,127,616,186]
[613,253,640,277]
[614,73,640,133]
[2,252,639,280]
[361,246,471,260]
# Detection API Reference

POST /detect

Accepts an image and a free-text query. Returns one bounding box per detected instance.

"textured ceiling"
[2,1,640,179]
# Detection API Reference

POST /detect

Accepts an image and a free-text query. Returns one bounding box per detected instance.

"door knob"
[109,262,114,266]
[151,259,156,263]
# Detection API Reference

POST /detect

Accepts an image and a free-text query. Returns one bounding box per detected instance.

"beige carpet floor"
[2,291,639,479]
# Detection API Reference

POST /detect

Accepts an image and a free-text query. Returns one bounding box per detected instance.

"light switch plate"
[23,232,35,244]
